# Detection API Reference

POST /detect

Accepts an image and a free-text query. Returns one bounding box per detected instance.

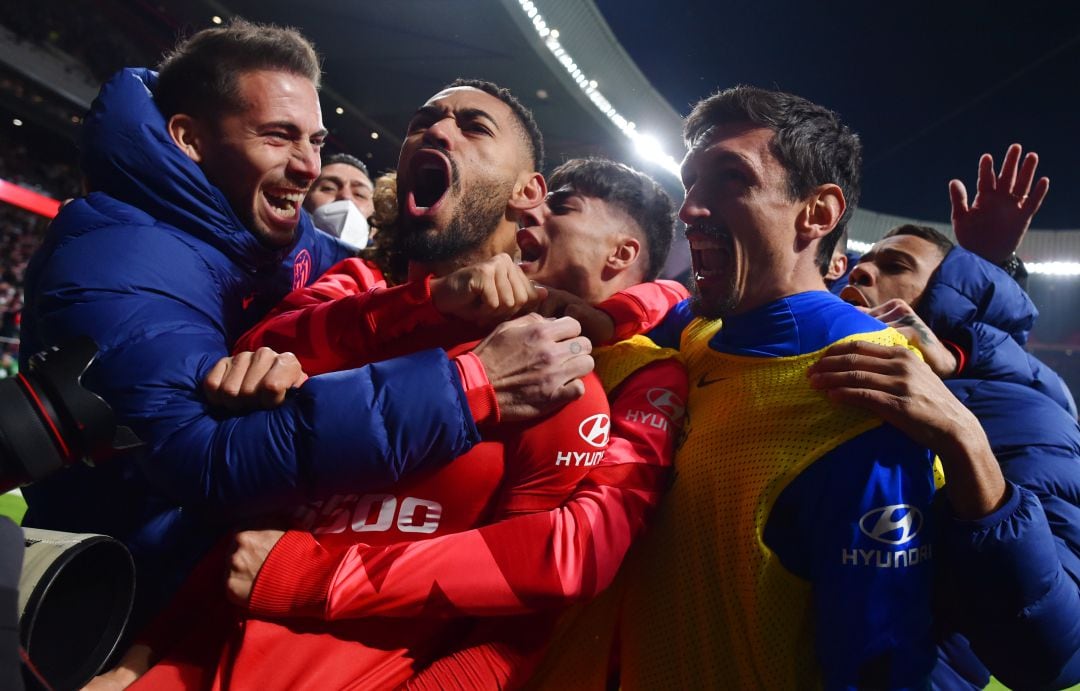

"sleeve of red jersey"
[233,257,455,375]
[246,357,686,620]
[596,279,689,344]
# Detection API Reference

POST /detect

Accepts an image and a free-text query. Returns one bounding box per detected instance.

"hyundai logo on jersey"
[578,414,611,448]
[859,504,923,545]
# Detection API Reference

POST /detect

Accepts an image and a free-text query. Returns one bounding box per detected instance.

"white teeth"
[265,191,305,203]
[269,204,297,218]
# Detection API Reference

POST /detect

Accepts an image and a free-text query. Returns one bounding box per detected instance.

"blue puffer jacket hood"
[917,245,1036,346]
[80,68,311,273]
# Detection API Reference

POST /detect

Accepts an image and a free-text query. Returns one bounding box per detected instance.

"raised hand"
[949,143,1049,264]
[431,253,544,324]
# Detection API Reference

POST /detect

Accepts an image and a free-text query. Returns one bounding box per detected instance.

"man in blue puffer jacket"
[19,20,591,625]
[841,224,1080,689]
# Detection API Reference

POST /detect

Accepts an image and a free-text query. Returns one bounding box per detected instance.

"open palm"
[949,143,1049,264]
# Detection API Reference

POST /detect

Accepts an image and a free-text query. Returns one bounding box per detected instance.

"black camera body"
[0,336,141,494]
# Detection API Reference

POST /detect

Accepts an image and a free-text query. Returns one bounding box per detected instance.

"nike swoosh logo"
[697,373,728,387]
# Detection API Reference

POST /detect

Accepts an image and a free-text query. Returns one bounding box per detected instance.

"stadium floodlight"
[1027,261,1080,276]
[517,1,682,179]
[629,132,681,177]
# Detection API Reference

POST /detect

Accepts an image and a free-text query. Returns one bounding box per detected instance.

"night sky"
[594,0,1080,229]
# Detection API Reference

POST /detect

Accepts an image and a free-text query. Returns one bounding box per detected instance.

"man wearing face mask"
[304,153,374,248]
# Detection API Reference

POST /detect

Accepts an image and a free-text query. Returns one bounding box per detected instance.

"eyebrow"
[410,105,501,131]
[262,121,329,139]
[860,247,918,264]
[547,187,579,202]
[682,146,755,186]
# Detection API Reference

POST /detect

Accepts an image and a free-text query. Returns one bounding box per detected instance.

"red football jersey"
[132,260,687,690]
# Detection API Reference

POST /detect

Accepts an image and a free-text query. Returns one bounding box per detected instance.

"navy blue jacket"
[919,247,1076,418]
[19,69,480,614]
[920,249,1080,690]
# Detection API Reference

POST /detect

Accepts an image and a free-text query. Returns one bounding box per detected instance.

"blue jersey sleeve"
[764,424,937,690]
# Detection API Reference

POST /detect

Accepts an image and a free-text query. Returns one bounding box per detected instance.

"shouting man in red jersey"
[91,78,684,689]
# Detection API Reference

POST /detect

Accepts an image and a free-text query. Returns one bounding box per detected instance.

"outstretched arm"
[950,143,1049,265]
[229,358,686,619]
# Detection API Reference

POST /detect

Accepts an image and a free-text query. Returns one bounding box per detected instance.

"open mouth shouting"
[687,226,732,286]
[404,148,453,218]
[516,226,545,275]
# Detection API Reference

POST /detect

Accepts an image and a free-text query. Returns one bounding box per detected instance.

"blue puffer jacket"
[919,247,1076,418]
[19,69,480,615]
[920,249,1080,690]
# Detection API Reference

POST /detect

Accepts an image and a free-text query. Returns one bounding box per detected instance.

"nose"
[336,186,353,202]
[848,262,875,287]
[290,141,321,184]
[422,115,458,151]
[519,203,548,229]
[678,188,709,226]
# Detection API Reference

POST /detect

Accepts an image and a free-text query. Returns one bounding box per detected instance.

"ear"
[824,249,848,281]
[507,172,547,213]
[796,183,845,242]
[607,234,642,273]
[167,113,206,163]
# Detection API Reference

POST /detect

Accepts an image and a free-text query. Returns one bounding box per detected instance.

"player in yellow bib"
[616,86,949,690]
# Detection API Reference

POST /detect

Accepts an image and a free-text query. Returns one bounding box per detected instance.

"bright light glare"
[1027,261,1080,276]
[848,240,1079,277]
[211,15,223,24]
[629,132,680,176]
[517,2,681,179]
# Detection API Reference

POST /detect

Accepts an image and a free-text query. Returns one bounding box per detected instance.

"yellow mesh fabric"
[593,335,682,394]
[619,317,913,689]
[525,577,625,690]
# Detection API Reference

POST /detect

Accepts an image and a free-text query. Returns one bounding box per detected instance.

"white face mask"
[311,199,370,249]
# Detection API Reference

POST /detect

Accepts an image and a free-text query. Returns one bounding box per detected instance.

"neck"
[732,255,828,315]
[406,218,519,281]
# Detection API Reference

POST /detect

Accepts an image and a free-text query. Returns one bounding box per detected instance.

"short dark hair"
[548,158,675,281]
[323,153,370,180]
[156,18,321,120]
[684,85,862,274]
[446,78,544,172]
[884,224,954,256]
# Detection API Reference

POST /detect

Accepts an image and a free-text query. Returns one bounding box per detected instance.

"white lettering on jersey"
[555,450,606,467]
[397,497,443,534]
